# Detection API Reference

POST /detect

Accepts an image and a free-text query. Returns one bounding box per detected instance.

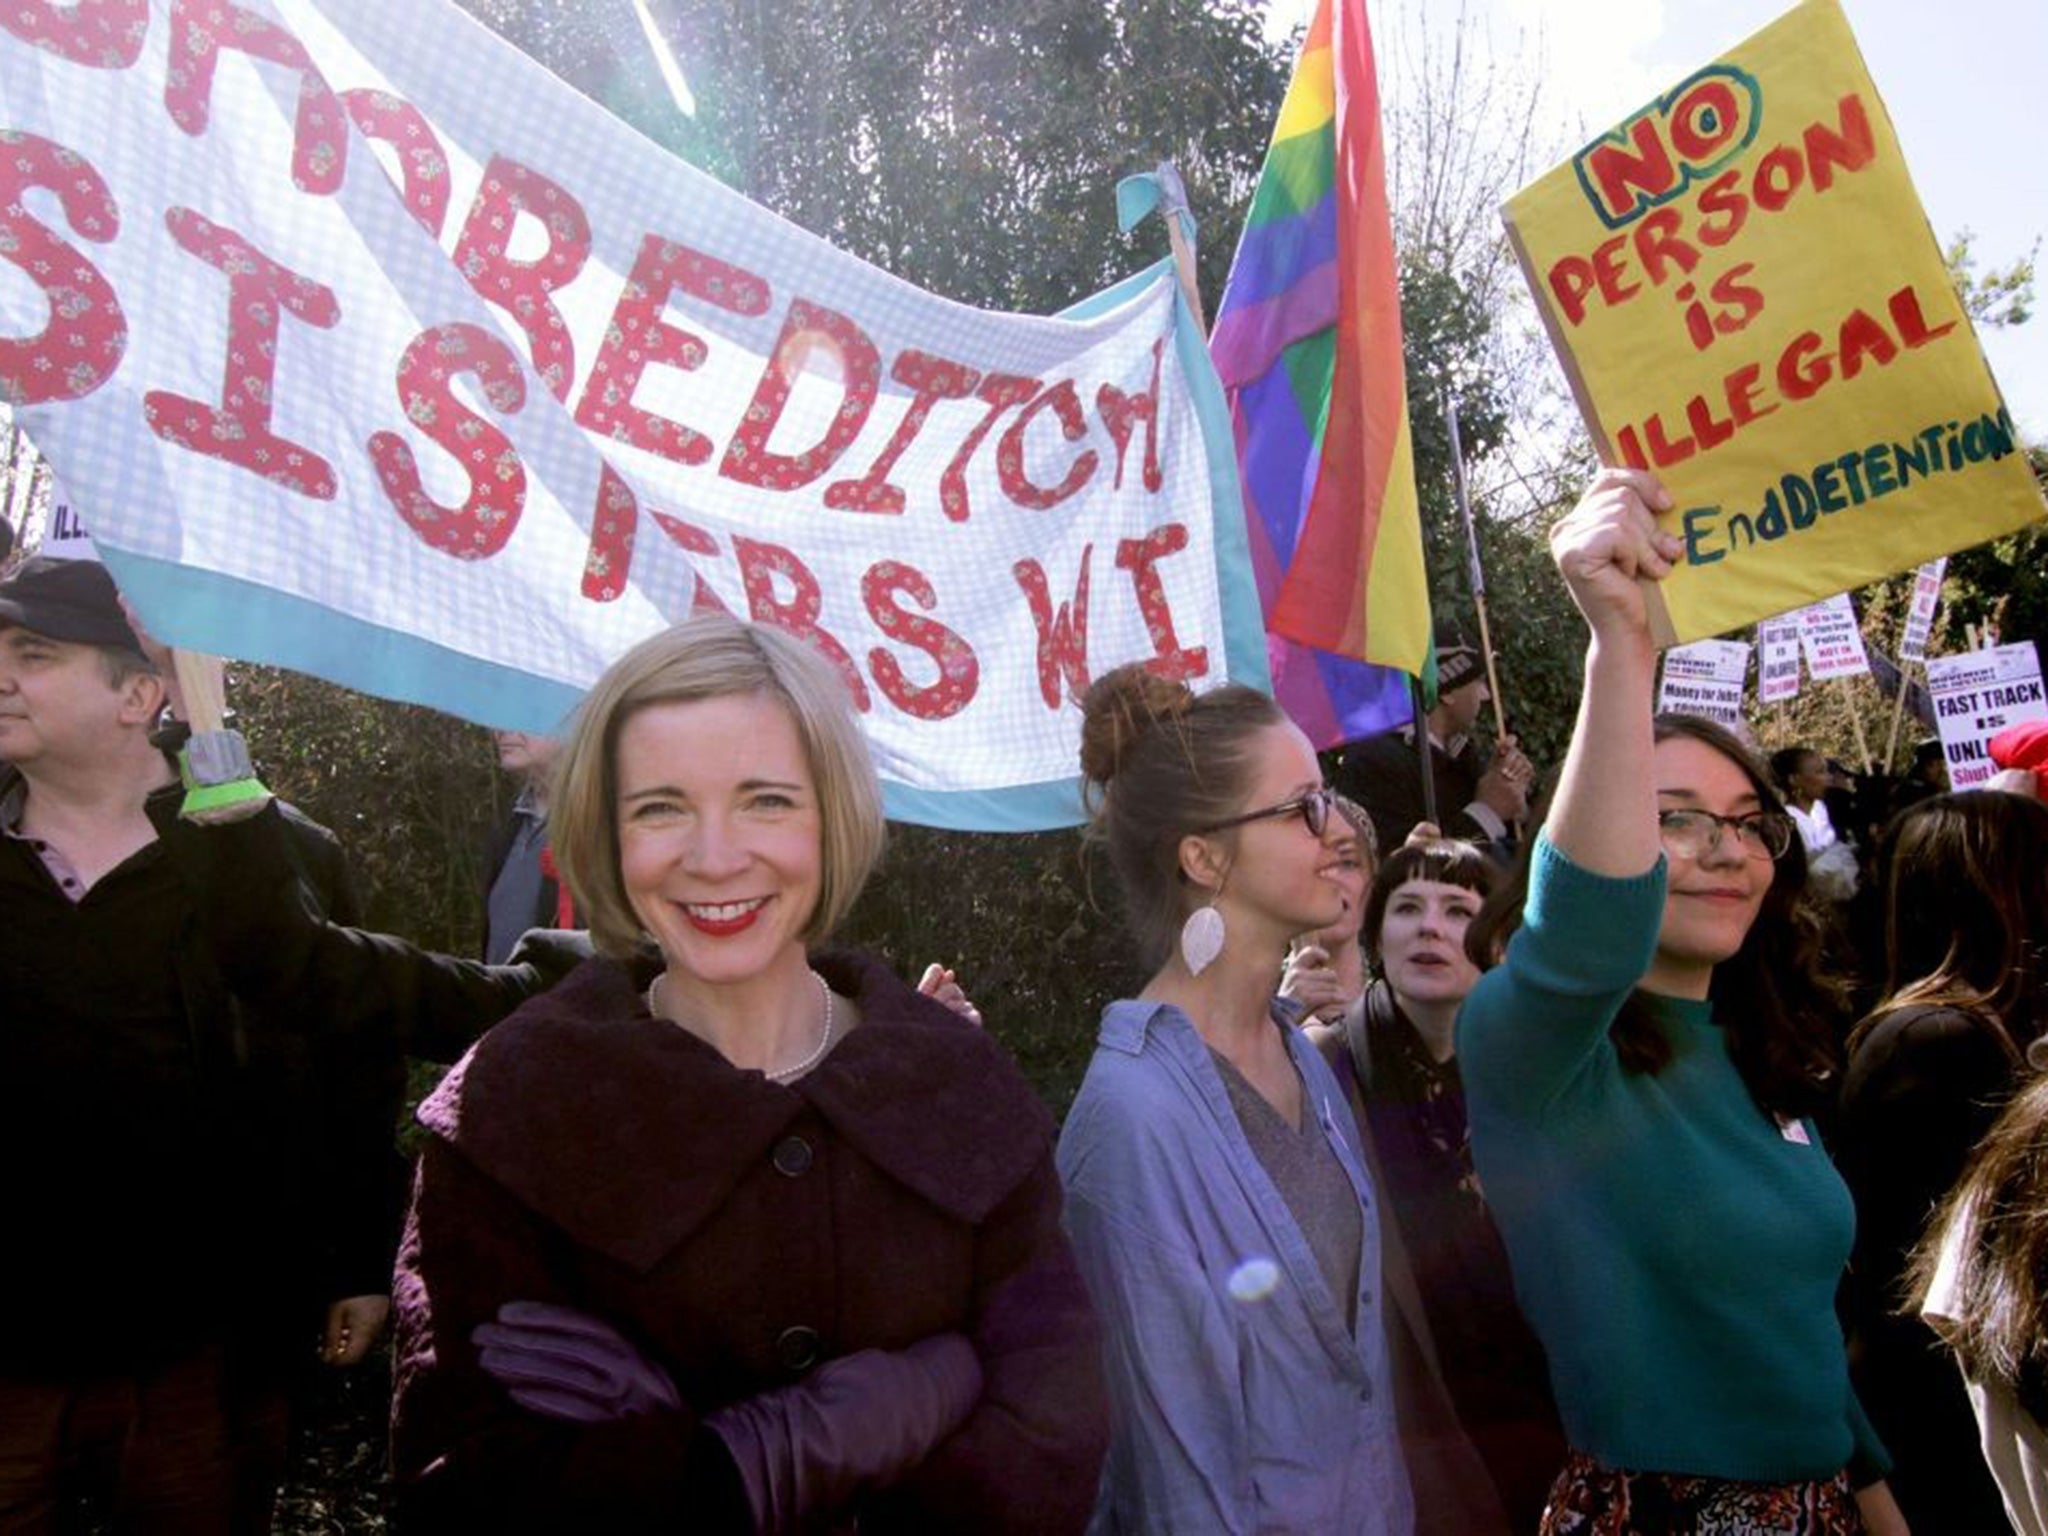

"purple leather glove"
[472,1300,682,1423]
[705,1334,983,1533]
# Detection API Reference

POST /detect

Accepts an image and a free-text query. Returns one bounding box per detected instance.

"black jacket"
[0,764,391,1375]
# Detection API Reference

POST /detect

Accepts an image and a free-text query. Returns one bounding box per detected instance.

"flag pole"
[1409,673,1439,830]
[1446,397,1508,737]
[1882,653,1915,775]
[1845,692,1874,777]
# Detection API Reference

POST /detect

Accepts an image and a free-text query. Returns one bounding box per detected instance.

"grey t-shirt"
[1212,1043,1364,1333]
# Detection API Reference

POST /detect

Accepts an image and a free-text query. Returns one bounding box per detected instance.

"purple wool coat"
[392,950,1107,1533]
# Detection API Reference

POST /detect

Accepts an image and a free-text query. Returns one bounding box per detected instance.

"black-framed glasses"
[1657,808,1795,861]
[1198,786,1337,840]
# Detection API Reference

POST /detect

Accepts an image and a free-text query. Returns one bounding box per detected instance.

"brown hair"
[1853,791,2048,1062]
[550,613,885,959]
[1909,1072,2048,1420]
[1467,713,1845,1119]
[1078,664,1286,970]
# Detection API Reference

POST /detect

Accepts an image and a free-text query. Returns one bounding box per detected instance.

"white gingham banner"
[0,0,1259,828]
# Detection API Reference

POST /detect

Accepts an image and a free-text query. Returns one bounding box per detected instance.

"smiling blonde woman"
[391,613,1106,1533]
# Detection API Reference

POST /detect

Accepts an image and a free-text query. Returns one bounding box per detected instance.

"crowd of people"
[3,462,2046,1534]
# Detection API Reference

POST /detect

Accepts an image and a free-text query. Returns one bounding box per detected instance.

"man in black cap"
[1333,633,1534,859]
[0,556,396,1531]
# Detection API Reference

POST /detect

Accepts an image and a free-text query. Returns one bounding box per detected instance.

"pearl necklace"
[645,967,836,1083]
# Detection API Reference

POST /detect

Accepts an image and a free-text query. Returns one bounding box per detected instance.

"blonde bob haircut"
[549,612,886,959]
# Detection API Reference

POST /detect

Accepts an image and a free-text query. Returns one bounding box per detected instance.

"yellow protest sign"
[1503,0,2044,647]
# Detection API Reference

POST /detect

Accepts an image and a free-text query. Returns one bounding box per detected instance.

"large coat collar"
[418,950,1052,1273]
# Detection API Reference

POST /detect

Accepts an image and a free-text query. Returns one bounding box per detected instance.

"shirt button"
[1358,1380,1374,1403]
[772,1135,813,1177]
[776,1325,821,1373]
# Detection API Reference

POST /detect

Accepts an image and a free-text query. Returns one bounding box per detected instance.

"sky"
[1268,0,2048,442]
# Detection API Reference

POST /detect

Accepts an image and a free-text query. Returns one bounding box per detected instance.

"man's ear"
[1177,831,1229,895]
[116,670,167,728]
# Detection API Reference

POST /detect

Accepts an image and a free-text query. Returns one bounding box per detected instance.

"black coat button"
[776,1325,821,1372]
[772,1135,813,1177]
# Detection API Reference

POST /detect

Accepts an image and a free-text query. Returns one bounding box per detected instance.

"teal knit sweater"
[1459,839,1887,1483]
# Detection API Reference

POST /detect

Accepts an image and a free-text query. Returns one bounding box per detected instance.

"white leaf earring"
[1180,901,1227,976]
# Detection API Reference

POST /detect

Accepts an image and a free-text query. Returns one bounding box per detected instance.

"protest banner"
[1926,642,2048,790]
[1795,593,1870,681]
[1898,556,1947,665]
[1658,637,1751,728]
[0,0,1262,830]
[37,476,99,563]
[1502,0,2045,649]
[1757,612,1802,703]
[1883,554,1945,768]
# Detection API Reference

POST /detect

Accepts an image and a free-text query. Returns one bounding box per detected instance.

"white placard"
[1797,594,1871,681]
[1758,613,1803,703]
[1926,642,2048,790]
[1658,638,1752,728]
[1899,557,1948,665]
[36,477,101,564]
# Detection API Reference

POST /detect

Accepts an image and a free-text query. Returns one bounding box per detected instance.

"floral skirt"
[1540,1449,1861,1535]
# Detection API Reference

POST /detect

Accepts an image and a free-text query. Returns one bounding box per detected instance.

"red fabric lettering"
[164,0,345,196]
[732,535,869,709]
[366,322,526,557]
[938,374,1037,524]
[823,349,980,515]
[1095,338,1165,492]
[581,464,637,601]
[144,208,337,498]
[1013,547,1092,709]
[997,380,1098,509]
[575,234,770,467]
[0,0,147,67]
[452,156,593,403]
[720,300,880,491]
[0,132,125,407]
[861,561,978,721]
[1117,524,1208,682]
[651,510,731,614]
[340,88,451,238]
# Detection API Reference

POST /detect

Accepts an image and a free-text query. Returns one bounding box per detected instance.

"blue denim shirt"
[1058,999,1414,1535]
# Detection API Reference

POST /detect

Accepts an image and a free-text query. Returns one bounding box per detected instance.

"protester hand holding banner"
[0,0,1264,829]
[1503,0,2045,648]
[1657,637,1751,728]
[1927,642,2048,790]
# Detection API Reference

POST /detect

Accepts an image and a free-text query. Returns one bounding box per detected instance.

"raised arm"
[1543,467,1681,878]
[1457,470,1680,1110]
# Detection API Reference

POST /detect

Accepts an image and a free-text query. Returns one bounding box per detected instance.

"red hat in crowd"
[1987,721,2048,801]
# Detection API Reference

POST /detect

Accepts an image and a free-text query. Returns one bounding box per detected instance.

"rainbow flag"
[1211,0,1429,747]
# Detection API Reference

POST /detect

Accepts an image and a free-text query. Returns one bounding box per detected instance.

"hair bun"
[1079,664,1194,788]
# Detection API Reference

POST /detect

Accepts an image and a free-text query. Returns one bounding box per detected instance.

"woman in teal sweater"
[1458,468,1906,1533]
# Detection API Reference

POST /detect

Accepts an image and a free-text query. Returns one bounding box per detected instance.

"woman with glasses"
[1458,468,1905,1534]
[1058,664,1415,1534]
[1836,789,2048,1530]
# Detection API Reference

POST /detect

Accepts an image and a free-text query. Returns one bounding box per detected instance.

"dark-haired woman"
[1459,468,1903,1532]
[1058,665,1415,1533]
[1913,1072,2048,1534]
[1837,789,2048,1531]
[1313,838,1562,1530]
